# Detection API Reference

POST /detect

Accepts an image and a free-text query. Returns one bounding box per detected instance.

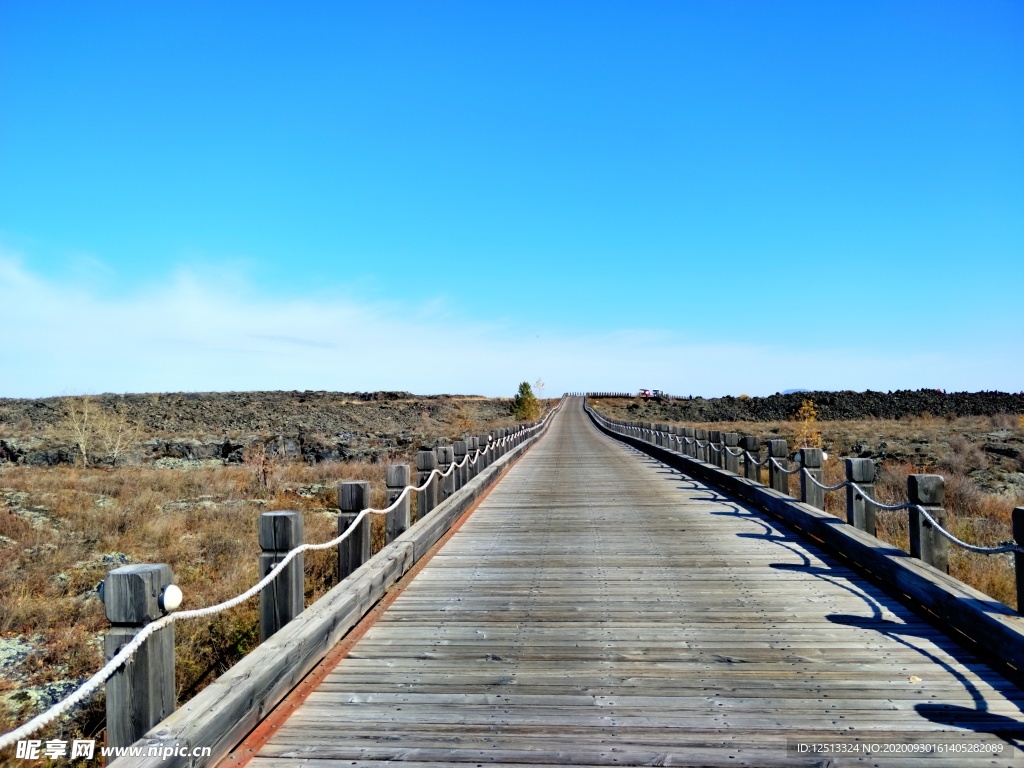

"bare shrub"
[990,413,1019,430]
[57,396,139,467]
[941,435,988,475]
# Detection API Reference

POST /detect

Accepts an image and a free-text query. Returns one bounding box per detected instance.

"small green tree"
[510,381,540,420]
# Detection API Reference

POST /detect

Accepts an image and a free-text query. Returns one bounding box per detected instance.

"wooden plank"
[248,398,1024,767]
[108,416,554,768]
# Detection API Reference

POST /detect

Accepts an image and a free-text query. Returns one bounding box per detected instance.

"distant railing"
[585,400,1024,591]
[583,395,1024,686]
[0,399,563,757]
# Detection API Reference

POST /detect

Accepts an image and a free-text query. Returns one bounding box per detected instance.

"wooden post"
[453,441,468,492]
[740,436,760,481]
[338,481,371,580]
[845,459,876,535]
[767,439,790,496]
[723,433,740,474]
[1014,508,1024,612]
[466,437,479,480]
[683,428,696,458]
[709,430,723,468]
[477,434,491,469]
[103,564,176,750]
[799,448,825,510]
[385,464,411,543]
[416,450,438,521]
[694,429,707,462]
[259,511,304,642]
[908,475,948,573]
[436,446,454,501]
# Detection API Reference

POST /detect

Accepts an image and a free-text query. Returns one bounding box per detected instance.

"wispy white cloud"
[0,250,1020,399]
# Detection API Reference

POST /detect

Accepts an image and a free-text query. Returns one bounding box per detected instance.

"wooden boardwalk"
[249,398,1024,767]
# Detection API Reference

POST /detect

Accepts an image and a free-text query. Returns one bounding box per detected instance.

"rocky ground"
[0,390,531,467]
[590,392,1024,495]
[617,388,1024,422]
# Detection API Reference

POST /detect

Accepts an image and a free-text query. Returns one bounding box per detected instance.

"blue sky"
[1,1,1021,398]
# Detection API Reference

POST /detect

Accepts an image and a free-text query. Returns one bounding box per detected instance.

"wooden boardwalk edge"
[110,415,555,768]
[586,404,1024,688]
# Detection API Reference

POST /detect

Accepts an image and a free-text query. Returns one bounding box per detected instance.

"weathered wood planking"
[251,398,1024,767]
[111,419,550,768]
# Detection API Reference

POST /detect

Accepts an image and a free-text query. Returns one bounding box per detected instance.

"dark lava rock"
[626,389,1024,423]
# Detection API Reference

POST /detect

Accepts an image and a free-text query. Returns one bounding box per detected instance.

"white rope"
[768,456,801,475]
[801,470,850,493]
[590,408,1024,558]
[0,402,562,749]
[724,446,745,457]
[744,451,765,467]
[912,504,1024,555]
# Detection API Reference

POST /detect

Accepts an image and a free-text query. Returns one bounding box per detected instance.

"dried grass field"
[0,392,530,755]
[1,390,1022,756]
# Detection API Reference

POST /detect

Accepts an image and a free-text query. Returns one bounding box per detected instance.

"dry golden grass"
[0,455,407,753]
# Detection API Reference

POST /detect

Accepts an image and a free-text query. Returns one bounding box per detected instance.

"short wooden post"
[466,437,479,480]
[338,481,371,579]
[386,464,411,543]
[767,439,790,496]
[103,564,176,749]
[1014,508,1024,612]
[845,459,876,535]
[436,446,454,501]
[908,475,948,573]
[497,429,507,457]
[477,434,491,469]
[709,430,723,468]
[740,436,760,481]
[799,448,825,510]
[723,433,740,474]
[694,429,708,462]
[683,428,696,458]
[259,511,304,642]
[416,450,438,520]
[453,441,468,492]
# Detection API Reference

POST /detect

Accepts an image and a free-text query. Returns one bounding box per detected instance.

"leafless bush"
[57,396,139,467]
[941,435,988,475]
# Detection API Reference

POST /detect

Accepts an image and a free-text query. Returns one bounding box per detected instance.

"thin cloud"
[0,251,1019,399]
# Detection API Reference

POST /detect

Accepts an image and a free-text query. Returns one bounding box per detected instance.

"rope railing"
[799,472,1024,556]
[585,402,1024,564]
[0,400,563,750]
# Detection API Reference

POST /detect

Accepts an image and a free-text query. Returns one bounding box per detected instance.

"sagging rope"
[590,409,1024,559]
